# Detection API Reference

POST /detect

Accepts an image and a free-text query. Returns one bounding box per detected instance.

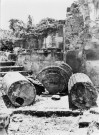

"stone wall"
[43,26,63,49]
[65,2,85,50]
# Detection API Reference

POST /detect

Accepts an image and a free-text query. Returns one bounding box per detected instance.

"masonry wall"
[42,27,63,50]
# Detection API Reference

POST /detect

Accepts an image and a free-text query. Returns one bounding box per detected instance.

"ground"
[0,94,99,135]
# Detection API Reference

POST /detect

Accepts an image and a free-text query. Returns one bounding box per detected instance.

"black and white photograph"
[0,0,99,134]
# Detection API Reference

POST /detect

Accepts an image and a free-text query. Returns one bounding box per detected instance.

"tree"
[26,15,35,33]
[9,19,26,37]
[9,19,19,32]
[27,15,33,28]
[35,18,64,38]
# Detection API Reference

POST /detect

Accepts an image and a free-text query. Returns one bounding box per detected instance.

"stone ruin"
[0,1,99,135]
[65,1,90,50]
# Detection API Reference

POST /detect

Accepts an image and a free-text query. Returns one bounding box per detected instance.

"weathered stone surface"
[0,113,10,130]
[68,73,98,110]
[36,66,72,94]
[51,95,61,100]
[65,2,85,50]
[65,1,90,51]
[0,61,15,66]
[86,60,99,87]
[27,77,45,95]
[2,72,36,107]
[0,66,24,72]
[66,49,86,73]
[0,71,28,77]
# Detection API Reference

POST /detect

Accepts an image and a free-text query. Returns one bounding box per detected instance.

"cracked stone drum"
[36,64,72,94]
[2,72,36,107]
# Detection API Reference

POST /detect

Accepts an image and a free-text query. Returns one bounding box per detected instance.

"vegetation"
[9,17,65,39]
[1,0,99,50]
[34,18,65,38]
[9,18,26,38]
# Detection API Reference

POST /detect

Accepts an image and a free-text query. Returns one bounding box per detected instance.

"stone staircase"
[0,61,28,77]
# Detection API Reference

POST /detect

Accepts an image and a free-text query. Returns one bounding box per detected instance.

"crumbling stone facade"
[65,2,85,50]
[65,1,91,73]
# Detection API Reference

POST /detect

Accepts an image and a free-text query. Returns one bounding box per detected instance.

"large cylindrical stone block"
[36,64,72,94]
[68,73,98,110]
[2,72,36,107]
[55,61,72,77]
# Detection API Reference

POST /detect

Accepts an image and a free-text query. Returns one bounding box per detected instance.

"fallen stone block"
[51,95,61,100]
[27,77,45,95]
[68,73,98,110]
[36,64,72,95]
[2,72,36,107]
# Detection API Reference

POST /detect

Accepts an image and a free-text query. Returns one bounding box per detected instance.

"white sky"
[0,0,75,30]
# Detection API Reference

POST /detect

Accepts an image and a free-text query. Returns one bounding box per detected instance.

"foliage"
[9,16,65,39]
[9,19,25,32]
[26,15,35,33]
[34,18,65,38]
[9,19,19,32]
[9,19,26,38]
[27,15,33,27]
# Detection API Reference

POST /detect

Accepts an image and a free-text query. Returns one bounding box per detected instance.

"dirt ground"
[0,93,99,135]
[8,114,75,135]
[6,106,99,135]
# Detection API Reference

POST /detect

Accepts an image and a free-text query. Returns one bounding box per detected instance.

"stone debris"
[27,77,45,95]
[0,113,10,129]
[51,95,61,100]
[87,121,99,135]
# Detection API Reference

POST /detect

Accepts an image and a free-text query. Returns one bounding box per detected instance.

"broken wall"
[65,2,87,73]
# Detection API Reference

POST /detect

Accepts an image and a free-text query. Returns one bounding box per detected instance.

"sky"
[0,0,75,30]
